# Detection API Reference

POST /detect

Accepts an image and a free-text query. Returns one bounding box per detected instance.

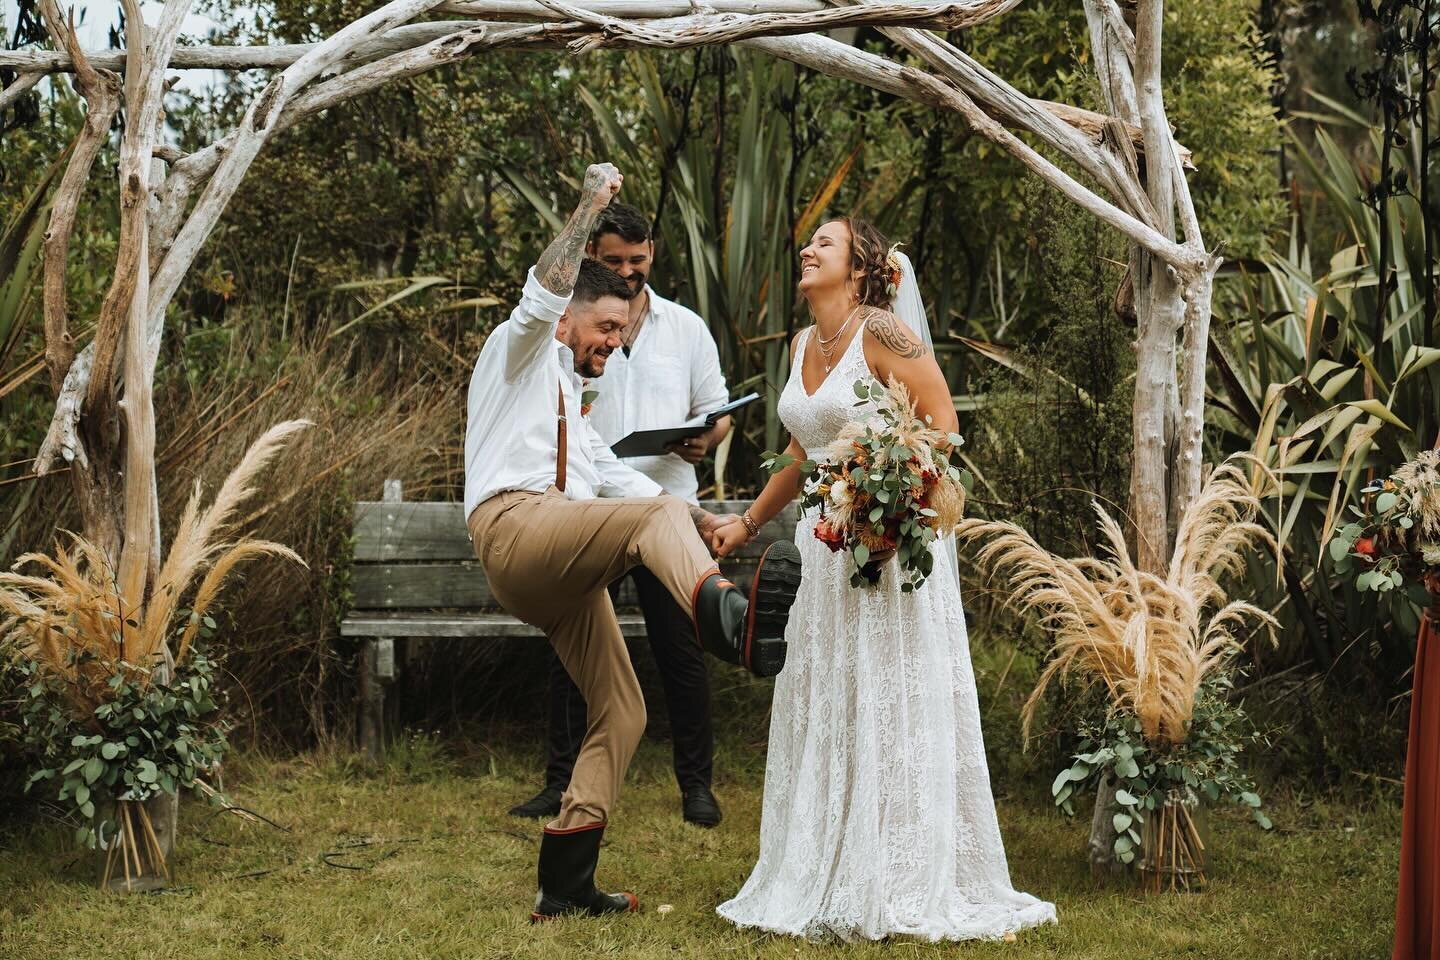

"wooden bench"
[342,480,797,759]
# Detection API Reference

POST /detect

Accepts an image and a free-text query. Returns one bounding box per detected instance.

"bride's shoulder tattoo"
[863,307,927,359]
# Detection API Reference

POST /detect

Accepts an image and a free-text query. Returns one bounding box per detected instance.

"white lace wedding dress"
[716,328,1057,942]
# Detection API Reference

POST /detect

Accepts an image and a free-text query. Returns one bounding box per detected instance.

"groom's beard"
[625,270,647,296]
[576,350,611,378]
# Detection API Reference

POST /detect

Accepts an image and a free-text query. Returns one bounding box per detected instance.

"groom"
[464,162,802,921]
[508,202,731,828]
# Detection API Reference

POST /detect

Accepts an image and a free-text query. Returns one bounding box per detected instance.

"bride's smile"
[797,222,856,296]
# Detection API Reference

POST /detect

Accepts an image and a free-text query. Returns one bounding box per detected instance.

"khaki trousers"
[468,487,718,830]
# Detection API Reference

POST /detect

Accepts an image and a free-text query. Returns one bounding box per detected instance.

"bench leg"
[360,638,395,762]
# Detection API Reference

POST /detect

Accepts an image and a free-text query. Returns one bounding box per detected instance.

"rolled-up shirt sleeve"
[687,313,730,419]
[502,267,573,381]
[585,415,664,498]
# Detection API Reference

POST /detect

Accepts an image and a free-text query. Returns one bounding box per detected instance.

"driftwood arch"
[2,0,1214,608]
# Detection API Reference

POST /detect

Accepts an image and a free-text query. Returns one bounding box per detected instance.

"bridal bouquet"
[763,378,970,590]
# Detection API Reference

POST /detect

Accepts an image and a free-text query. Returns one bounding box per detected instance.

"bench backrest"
[351,482,798,612]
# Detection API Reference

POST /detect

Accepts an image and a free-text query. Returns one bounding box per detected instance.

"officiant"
[506,202,733,829]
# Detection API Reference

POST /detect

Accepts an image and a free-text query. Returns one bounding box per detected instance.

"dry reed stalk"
[1,421,310,715]
[957,459,1278,747]
[102,826,119,885]
[119,804,136,888]
[137,803,170,881]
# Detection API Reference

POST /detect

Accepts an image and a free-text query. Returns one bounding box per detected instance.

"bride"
[710,217,1057,942]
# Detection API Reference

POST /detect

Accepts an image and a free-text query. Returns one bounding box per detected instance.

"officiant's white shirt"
[464,268,663,520]
[585,286,729,505]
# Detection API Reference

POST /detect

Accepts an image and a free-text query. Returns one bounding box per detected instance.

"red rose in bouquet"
[814,518,847,553]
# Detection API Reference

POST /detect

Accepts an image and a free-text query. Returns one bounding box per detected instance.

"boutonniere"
[580,382,599,418]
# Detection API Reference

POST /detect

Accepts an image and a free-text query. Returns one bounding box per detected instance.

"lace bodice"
[776,326,878,464]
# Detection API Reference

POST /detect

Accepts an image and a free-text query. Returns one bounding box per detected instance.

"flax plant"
[957,460,1278,748]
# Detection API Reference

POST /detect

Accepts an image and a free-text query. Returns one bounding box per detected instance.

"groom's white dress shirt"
[464,267,663,520]
[585,286,729,505]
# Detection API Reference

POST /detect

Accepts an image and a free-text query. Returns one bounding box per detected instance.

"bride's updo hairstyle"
[836,216,897,309]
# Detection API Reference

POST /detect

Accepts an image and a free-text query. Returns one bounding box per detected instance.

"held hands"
[710,514,751,559]
[583,163,623,212]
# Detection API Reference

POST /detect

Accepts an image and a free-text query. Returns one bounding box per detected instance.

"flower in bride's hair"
[883,243,905,301]
[814,518,847,553]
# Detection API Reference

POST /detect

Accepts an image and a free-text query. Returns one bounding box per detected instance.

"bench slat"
[352,499,799,561]
[353,502,473,561]
[353,560,758,611]
[352,563,495,609]
[341,612,649,639]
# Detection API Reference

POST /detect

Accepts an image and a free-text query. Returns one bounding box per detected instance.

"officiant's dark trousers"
[467,486,718,831]
[541,567,714,796]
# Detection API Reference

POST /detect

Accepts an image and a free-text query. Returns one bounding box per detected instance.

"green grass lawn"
[0,717,1401,960]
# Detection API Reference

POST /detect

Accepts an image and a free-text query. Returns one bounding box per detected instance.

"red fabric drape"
[1395,601,1440,960]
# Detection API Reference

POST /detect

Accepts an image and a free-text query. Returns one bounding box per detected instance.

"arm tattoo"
[863,308,929,360]
[535,205,600,297]
[535,166,612,296]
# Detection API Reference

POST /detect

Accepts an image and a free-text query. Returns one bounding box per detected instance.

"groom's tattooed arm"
[535,163,623,297]
[862,307,929,359]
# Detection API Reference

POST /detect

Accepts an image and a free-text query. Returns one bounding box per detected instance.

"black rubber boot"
[531,824,638,922]
[508,786,564,820]
[693,541,802,678]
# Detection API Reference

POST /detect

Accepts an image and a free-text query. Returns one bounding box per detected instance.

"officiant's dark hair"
[591,203,651,245]
[573,258,636,305]
[836,216,895,309]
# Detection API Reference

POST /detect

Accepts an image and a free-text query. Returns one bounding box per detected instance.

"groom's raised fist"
[584,163,623,210]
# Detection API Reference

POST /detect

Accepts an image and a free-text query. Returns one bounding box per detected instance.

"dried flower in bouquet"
[763,378,971,590]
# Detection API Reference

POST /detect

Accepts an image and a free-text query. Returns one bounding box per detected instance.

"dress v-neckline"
[800,324,864,399]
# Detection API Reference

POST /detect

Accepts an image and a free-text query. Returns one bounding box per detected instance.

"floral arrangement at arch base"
[763,378,971,591]
[0,421,308,891]
[957,460,1278,892]
[1329,449,1440,601]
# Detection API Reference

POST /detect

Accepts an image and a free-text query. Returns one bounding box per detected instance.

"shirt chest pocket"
[644,355,690,408]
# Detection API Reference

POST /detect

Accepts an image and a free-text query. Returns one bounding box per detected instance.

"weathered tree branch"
[145,0,450,369]
[738,33,1199,274]
[849,9,1164,234]
[0,70,43,110]
[1083,0,1138,124]
[532,0,1019,51]
[84,0,192,434]
[0,20,495,72]
[0,2,1014,73]
[35,346,92,471]
[441,0,841,17]
[37,0,120,395]
[112,0,195,604]
[0,18,1189,174]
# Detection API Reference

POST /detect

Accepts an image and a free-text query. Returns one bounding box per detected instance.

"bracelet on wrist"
[740,510,760,538]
